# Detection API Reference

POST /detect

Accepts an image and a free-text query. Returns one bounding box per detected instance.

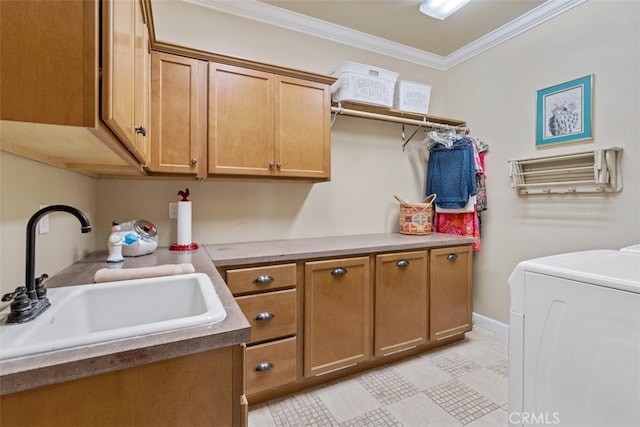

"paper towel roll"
[177,201,192,245]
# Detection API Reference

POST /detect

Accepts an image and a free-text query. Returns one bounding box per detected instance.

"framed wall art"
[536,74,593,147]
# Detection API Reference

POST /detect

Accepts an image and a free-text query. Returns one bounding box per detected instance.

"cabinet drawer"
[236,289,296,344]
[245,337,297,396]
[226,263,296,295]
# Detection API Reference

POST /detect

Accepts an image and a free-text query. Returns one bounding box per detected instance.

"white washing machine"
[508,249,640,427]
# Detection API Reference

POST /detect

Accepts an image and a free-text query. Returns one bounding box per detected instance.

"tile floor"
[249,327,508,426]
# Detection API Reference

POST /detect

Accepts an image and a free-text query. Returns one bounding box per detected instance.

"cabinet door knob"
[396,259,410,267]
[253,275,274,285]
[254,362,274,372]
[134,125,147,136]
[331,267,348,276]
[446,253,458,261]
[276,162,282,169]
[191,158,198,165]
[254,312,275,321]
[268,162,275,168]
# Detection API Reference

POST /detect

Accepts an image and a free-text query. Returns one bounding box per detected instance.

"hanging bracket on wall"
[508,147,623,195]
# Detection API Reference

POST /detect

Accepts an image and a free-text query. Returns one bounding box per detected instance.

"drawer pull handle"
[253,275,274,284]
[331,267,348,276]
[254,362,274,372]
[396,259,410,267]
[254,312,275,321]
[447,253,458,261]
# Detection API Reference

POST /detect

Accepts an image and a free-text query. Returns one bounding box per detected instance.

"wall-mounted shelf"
[509,147,623,195]
[330,102,468,149]
[331,102,466,128]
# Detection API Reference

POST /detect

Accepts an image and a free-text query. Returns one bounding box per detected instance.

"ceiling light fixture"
[419,0,471,20]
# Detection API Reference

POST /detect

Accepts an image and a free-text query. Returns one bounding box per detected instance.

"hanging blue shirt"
[426,137,477,209]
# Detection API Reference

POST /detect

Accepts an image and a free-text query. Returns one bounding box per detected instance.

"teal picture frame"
[536,74,593,147]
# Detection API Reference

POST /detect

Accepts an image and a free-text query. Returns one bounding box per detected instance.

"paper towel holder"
[170,188,199,251]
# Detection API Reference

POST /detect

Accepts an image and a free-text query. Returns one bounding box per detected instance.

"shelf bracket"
[330,103,343,127]
[401,123,425,151]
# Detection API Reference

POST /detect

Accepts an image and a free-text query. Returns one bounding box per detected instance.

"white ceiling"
[181,0,586,69]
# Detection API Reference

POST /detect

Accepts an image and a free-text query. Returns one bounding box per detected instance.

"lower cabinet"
[374,250,428,356]
[304,257,371,377]
[221,244,472,402]
[429,246,473,341]
[0,347,244,427]
[224,263,298,397]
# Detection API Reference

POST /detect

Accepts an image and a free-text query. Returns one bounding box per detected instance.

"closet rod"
[330,105,469,132]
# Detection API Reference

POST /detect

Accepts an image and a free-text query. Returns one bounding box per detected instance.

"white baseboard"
[472,312,509,338]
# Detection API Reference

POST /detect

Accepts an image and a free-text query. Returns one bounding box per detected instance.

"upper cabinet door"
[0,0,90,126]
[102,0,150,165]
[275,76,331,180]
[208,63,275,177]
[150,52,207,177]
[133,0,150,163]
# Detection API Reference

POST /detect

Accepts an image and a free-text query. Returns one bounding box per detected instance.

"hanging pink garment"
[434,206,481,251]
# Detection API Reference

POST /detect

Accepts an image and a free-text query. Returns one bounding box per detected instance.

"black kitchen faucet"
[2,205,91,324]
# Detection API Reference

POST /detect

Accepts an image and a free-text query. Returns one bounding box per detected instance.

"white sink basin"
[0,273,226,361]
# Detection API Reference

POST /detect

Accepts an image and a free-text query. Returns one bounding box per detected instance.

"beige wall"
[95,119,430,246]
[444,0,640,323]
[0,152,97,294]
[1,1,638,324]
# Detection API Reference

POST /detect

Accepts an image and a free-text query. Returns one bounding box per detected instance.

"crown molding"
[446,0,587,68]
[181,0,586,71]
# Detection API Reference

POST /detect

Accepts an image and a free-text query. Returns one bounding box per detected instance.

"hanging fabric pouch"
[394,194,436,235]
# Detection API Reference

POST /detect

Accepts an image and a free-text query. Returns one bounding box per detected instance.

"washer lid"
[621,244,640,253]
[516,250,640,294]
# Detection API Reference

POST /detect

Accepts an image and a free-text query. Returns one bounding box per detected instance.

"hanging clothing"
[476,152,488,212]
[426,134,488,252]
[425,136,477,209]
[434,205,481,252]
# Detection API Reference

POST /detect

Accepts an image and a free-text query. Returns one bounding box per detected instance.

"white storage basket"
[393,80,431,114]
[330,61,398,108]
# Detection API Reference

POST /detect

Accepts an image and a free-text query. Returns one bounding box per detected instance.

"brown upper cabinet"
[150,52,208,178]
[101,0,151,167]
[147,54,333,181]
[0,0,142,177]
[208,63,331,180]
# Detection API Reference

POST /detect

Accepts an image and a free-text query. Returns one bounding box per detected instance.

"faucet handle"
[35,273,49,286]
[35,274,49,299]
[2,286,26,302]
